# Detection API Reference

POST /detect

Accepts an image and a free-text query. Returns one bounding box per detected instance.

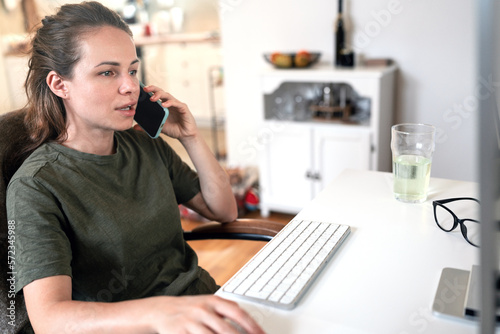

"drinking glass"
[391,123,436,203]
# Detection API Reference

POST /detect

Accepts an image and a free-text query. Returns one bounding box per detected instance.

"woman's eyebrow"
[95,59,140,68]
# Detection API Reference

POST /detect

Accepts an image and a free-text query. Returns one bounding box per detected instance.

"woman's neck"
[62,127,116,155]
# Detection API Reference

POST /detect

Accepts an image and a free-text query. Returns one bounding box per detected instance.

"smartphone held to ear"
[134,82,169,138]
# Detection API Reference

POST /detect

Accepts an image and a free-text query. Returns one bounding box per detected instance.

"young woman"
[6,2,263,333]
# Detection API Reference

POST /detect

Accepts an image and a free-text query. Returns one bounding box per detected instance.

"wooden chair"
[0,109,283,333]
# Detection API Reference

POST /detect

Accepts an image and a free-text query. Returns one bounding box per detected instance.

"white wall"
[220,0,477,182]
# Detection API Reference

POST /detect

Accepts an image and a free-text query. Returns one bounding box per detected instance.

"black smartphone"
[134,82,169,138]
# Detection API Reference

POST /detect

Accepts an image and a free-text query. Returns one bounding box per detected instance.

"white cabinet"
[312,124,371,195]
[260,121,371,215]
[143,40,224,126]
[260,122,314,213]
[2,54,28,113]
[259,65,396,216]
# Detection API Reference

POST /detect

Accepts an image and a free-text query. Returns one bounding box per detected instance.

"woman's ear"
[46,71,69,99]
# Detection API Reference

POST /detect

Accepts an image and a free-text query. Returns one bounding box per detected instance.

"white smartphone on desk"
[134,82,169,138]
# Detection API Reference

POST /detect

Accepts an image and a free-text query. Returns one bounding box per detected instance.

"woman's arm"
[143,85,237,223]
[24,275,263,334]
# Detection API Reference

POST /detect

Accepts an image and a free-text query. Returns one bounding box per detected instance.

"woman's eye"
[129,69,138,76]
[100,71,113,77]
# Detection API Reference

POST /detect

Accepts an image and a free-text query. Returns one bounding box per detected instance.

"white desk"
[217,169,480,334]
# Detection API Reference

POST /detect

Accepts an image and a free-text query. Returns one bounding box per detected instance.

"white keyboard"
[221,219,350,309]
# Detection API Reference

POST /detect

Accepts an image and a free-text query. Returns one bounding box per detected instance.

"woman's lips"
[116,103,136,117]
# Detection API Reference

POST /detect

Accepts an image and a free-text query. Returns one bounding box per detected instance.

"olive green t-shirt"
[7,129,218,301]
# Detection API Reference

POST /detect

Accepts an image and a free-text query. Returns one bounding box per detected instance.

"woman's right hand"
[148,295,265,334]
[23,275,265,334]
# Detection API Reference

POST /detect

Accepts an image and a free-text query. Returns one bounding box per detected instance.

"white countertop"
[218,169,481,334]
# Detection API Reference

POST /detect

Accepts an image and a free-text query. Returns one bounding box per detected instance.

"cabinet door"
[260,122,313,214]
[162,43,204,119]
[162,43,222,125]
[313,126,371,195]
[3,55,28,111]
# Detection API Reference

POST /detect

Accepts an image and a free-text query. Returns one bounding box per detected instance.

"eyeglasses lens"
[435,205,456,231]
[463,219,480,246]
[436,199,481,246]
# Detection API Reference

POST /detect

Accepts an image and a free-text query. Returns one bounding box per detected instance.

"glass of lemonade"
[391,124,436,203]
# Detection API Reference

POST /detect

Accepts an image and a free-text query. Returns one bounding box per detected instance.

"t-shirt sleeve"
[6,176,72,294]
[153,138,201,204]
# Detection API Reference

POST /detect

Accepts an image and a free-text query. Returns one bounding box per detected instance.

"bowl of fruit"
[264,51,321,68]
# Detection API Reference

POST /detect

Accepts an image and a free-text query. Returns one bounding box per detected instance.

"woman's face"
[62,25,140,137]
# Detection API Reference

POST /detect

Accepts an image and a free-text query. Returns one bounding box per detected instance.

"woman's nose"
[119,76,139,95]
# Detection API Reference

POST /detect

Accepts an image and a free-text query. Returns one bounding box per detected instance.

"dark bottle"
[335,0,346,66]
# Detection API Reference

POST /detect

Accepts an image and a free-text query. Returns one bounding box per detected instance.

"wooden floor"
[181,210,295,286]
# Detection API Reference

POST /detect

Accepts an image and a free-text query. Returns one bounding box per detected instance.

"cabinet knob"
[306,171,321,180]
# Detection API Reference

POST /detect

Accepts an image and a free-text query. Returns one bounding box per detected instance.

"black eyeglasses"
[432,197,480,247]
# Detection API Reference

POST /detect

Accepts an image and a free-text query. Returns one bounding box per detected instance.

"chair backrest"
[0,110,33,333]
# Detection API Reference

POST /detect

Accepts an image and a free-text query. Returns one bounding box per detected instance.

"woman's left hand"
[142,85,198,140]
